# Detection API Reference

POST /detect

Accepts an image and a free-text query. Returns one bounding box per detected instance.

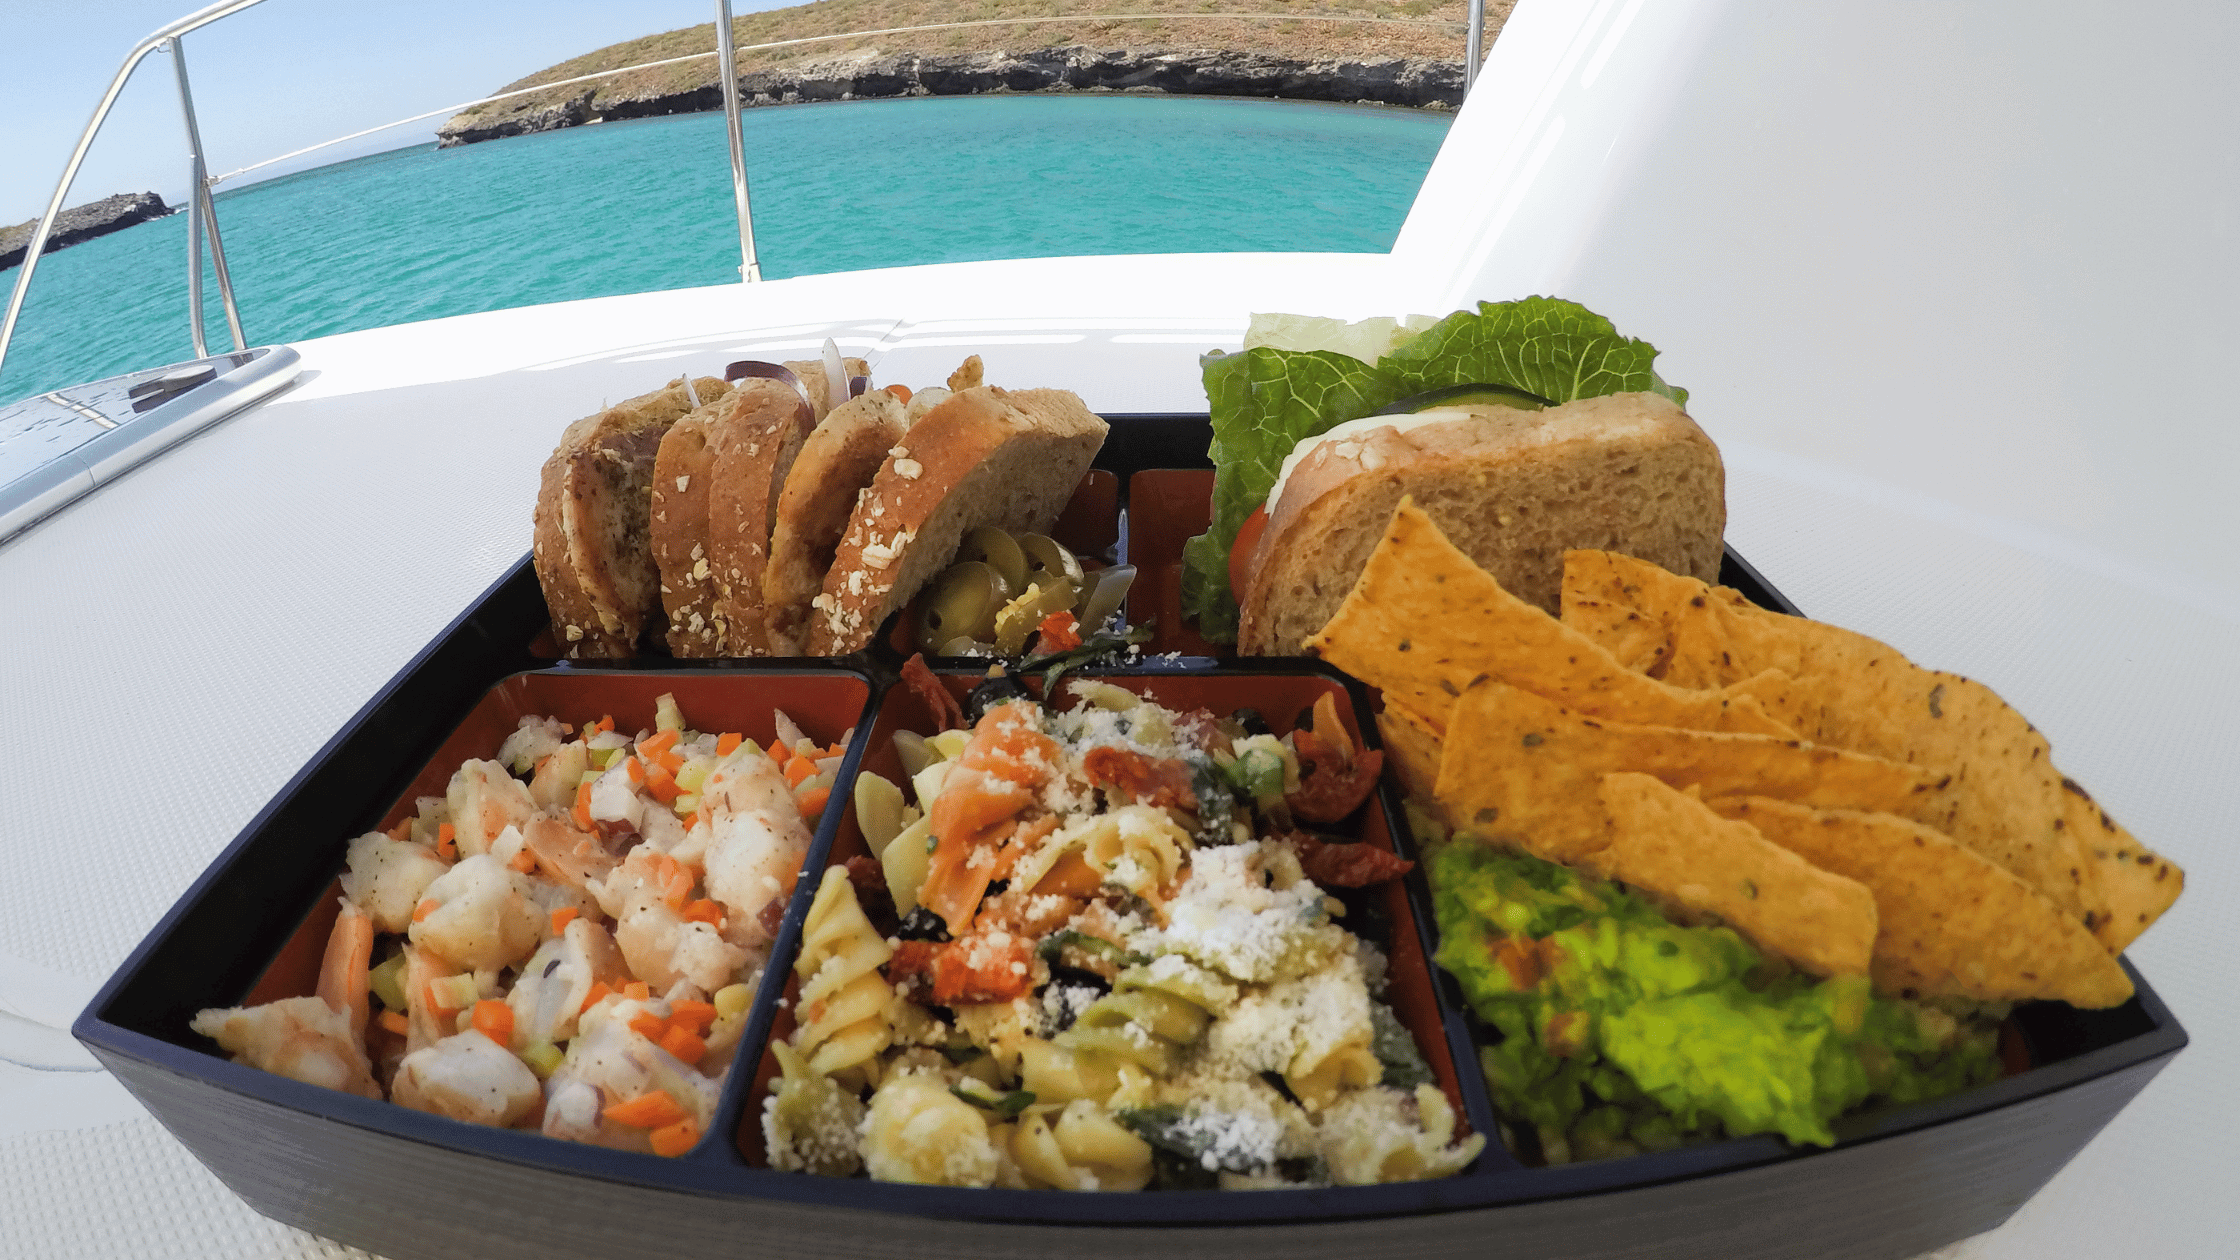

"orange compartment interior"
[243,670,872,1017]
[1125,469,1225,658]
[736,668,1472,1169]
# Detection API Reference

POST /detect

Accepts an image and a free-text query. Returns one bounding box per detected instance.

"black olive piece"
[1260,1070,1304,1108]
[1044,966,1113,996]
[896,906,952,942]
[1231,706,1271,736]
[1294,706,1318,733]
[965,671,1034,724]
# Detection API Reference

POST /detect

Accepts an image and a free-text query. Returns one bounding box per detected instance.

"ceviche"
[762,674,1484,1189]
[193,694,831,1156]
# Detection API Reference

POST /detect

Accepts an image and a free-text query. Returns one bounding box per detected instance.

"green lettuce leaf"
[1380,296,1687,407]
[1178,347,1404,642]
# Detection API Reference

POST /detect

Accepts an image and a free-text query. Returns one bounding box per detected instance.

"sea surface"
[0,94,1449,406]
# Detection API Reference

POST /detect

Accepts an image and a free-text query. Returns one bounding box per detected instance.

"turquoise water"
[0,95,1448,405]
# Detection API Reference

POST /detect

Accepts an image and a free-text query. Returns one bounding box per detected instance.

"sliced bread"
[805,385,1108,655]
[534,377,720,657]
[706,378,818,655]
[763,388,910,655]
[649,384,741,657]
[1239,391,1724,655]
[783,356,869,421]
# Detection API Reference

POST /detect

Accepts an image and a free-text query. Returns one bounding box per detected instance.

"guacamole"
[1428,840,2001,1160]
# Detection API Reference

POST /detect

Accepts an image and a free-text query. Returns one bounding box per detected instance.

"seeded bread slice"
[1239,391,1724,656]
[650,384,741,657]
[707,378,818,655]
[806,385,1108,655]
[784,357,868,421]
[764,388,910,655]
[561,377,726,655]
[534,420,627,658]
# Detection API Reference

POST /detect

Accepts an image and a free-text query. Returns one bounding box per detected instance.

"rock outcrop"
[0,192,172,271]
[439,47,1463,147]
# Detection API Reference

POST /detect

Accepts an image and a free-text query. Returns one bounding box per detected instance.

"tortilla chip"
[1597,775,1876,978]
[1308,501,1795,738]
[2061,778,2183,954]
[1565,550,2115,934]
[1560,549,1750,683]
[1709,795,2134,1008]
[1435,679,1930,866]
[1377,699,1446,816]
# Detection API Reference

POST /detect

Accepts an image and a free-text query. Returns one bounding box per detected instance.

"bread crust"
[1240,392,1725,655]
[805,386,1107,655]
[650,389,736,657]
[706,379,817,655]
[764,388,909,655]
[784,357,868,422]
[533,418,628,658]
[560,378,723,653]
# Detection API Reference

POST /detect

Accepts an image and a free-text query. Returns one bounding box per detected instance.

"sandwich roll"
[1240,390,1724,655]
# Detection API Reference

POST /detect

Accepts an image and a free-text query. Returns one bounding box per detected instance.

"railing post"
[715,0,763,282]
[169,33,247,354]
[1465,0,1486,93]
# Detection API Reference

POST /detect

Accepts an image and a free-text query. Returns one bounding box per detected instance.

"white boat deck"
[2,1,2232,1256]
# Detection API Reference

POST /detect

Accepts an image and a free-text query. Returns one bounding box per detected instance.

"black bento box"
[74,417,2187,1260]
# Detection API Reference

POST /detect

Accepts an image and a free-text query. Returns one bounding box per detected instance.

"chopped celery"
[674,755,715,794]
[673,792,700,816]
[520,1041,564,1079]
[654,693,684,734]
[367,954,408,1012]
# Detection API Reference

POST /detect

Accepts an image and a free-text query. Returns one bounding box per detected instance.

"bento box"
[75,416,2185,1260]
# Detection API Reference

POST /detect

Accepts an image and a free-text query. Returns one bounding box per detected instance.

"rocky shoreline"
[0,192,172,271]
[439,46,1464,147]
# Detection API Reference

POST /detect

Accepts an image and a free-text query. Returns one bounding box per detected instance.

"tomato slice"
[1229,503,1270,602]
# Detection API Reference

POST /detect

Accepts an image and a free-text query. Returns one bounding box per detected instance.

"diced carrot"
[797,785,831,819]
[659,1024,708,1065]
[386,818,412,842]
[628,1011,669,1042]
[602,1090,689,1130]
[424,979,461,1016]
[648,1118,701,1157]
[412,899,438,923]
[668,1000,718,1033]
[644,761,681,805]
[654,855,691,910]
[783,755,817,788]
[767,737,789,762]
[572,781,595,831]
[551,907,579,935]
[681,899,724,927]
[578,981,612,1014]
[624,756,646,785]
[716,732,743,756]
[472,999,514,1045]
[884,383,912,404]
[596,715,615,734]
[639,729,679,760]
[437,822,455,846]
[654,748,684,775]
[623,980,651,1002]
[680,812,700,832]
[510,847,537,873]
[377,1009,409,1035]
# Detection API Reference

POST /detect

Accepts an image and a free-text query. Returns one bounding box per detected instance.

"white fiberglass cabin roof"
[2,2,2234,1258]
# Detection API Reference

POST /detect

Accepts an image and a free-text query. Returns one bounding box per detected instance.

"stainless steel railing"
[0,1,1484,385]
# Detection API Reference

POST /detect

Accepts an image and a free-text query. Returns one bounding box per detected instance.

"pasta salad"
[763,675,1485,1189]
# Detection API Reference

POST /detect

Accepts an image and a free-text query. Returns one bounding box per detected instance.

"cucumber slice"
[1388,382,1556,413]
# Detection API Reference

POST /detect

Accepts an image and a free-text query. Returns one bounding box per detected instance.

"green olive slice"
[1075,564,1137,634]
[993,581,1081,655]
[1017,533,1085,592]
[959,526,1030,593]
[914,561,1012,653]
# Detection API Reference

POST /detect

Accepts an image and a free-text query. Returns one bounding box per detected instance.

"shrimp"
[408,853,544,972]
[391,1029,541,1128]
[339,831,451,934]
[507,919,625,1049]
[316,899,374,1043]
[542,997,720,1152]
[699,747,811,952]
[445,758,537,858]
[520,816,617,901]
[190,997,382,1099]
[601,848,750,992]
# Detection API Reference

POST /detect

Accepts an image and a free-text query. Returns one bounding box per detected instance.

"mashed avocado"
[1429,841,2000,1158]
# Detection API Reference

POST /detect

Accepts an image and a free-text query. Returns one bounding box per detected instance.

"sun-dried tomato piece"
[901,652,967,732]
[1288,733,1384,825]
[1281,830,1415,888]
[1082,745,1199,811]
[884,932,1035,1004]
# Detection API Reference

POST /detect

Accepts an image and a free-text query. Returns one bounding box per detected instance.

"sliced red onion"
[723,359,815,429]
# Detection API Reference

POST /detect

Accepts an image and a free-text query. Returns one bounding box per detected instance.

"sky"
[3,0,795,225]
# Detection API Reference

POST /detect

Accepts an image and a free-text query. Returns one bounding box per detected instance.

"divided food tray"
[75,416,2185,1260]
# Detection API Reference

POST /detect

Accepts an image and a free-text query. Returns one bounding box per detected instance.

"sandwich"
[1179,298,1711,652]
